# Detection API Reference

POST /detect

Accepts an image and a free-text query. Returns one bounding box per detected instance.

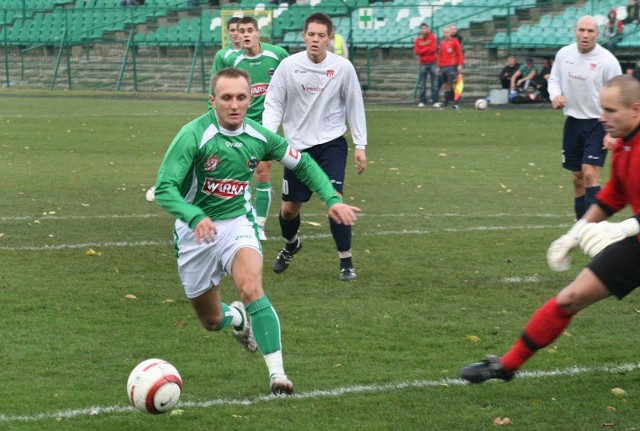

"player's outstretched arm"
[327,203,360,226]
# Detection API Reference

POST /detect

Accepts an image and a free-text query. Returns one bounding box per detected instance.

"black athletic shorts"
[587,236,640,299]
[281,136,348,202]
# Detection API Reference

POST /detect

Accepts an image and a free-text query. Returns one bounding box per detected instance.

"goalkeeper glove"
[579,218,640,257]
[546,219,586,272]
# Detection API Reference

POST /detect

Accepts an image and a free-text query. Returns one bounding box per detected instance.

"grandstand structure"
[1,0,637,101]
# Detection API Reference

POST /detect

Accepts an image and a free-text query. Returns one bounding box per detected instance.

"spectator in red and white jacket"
[413,23,438,107]
[602,8,624,53]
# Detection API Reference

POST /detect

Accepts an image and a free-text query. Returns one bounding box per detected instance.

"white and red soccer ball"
[127,358,182,414]
[475,99,488,110]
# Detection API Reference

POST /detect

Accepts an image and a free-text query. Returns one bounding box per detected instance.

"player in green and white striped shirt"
[208,16,241,105]
[216,16,289,241]
[154,68,359,395]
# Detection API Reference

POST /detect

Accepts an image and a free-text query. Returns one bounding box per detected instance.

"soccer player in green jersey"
[211,16,241,74]
[153,67,359,395]
[146,18,243,203]
[208,16,241,101]
[224,16,289,241]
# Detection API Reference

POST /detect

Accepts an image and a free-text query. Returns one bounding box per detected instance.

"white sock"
[228,305,243,328]
[264,351,286,377]
[338,250,352,259]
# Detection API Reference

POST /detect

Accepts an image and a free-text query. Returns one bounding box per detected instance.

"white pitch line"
[0,240,170,251]
[0,214,162,222]
[0,212,572,223]
[501,276,542,283]
[0,362,638,423]
[0,224,572,252]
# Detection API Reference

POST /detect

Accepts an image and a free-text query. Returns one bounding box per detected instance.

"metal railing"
[1,1,633,95]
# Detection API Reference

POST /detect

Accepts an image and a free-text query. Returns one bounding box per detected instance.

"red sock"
[500,297,574,372]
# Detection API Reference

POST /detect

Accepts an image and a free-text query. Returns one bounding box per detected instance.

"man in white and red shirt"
[263,13,367,282]
[461,75,640,384]
[548,15,622,221]
[435,25,463,109]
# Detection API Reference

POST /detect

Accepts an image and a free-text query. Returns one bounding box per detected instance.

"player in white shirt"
[263,12,367,281]
[548,15,622,220]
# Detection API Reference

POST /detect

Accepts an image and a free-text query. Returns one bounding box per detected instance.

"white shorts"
[174,216,262,299]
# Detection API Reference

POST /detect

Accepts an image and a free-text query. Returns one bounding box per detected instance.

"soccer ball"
[127,358,183,414]
[475,99,488,110]
[145,186,156,202]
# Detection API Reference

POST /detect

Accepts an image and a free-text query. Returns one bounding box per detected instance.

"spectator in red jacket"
[603,8,624,53]
[435,25,464,109]
[413,23,438,107]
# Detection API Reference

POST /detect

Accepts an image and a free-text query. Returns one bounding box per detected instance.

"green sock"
[213,303,235,332]
[254,181,272,220]
[246,296,281,354]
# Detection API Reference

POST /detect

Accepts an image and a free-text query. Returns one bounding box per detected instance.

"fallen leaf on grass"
[466,335,481,343]
[610,387,627,396]
[162,299,175,304]
[125,294,138,300]
[493,417,511,426]
[169,409,184,416]
[304,221,322,227]
[85,249,102,256]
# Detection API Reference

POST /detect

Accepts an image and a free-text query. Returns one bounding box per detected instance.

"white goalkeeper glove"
[579,218,640,257]
[546,219,586,272]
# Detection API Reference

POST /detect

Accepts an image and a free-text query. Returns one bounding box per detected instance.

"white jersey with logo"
[262,51,367,151]
[548,43,622,119]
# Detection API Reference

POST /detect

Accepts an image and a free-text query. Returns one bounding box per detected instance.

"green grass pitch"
[1,92,640,430]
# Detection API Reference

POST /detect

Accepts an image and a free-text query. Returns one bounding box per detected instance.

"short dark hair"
[227,16,240,26]
[238,16,258,29]
[303,13,333,35]
[210,67,251,97]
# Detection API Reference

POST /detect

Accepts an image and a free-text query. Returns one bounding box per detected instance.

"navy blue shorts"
[562,117,607,172]
[587,236,640,299]
[282,136,347,202]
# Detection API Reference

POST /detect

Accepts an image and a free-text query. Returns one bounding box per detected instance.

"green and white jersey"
[212,46,240,76]
[155,110,341,228]
[229,43,289,122]
[208,46,241,109]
